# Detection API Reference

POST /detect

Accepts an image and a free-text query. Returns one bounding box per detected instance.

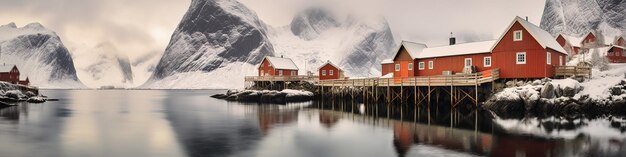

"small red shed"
[581,32,598,48]
[615,36,625,46]
[318,61,344,80]
[19,76,30,86]
[381,59,394,77]
[257,56,299,77]
[556,34,584,55]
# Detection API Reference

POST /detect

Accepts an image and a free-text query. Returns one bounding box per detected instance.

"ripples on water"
[0,90,624,157]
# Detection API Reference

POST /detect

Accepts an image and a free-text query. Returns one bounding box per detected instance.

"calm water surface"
[0,90,625,157]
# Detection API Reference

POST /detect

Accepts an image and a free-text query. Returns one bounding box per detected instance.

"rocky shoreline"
[211,89,314,104]
[483,78,626,117]
[0,82,46,105]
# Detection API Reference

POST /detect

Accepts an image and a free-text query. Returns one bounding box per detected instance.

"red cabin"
[0,65,21,84]
[318,61,344,80]
[383,17,567,79]
[581,32,598,48]
[615,36,625,46]
[257,56,299,77]
[602,45,626,63]
[19,76,30,86]
[556,34,584,55]
[491,17,567,79]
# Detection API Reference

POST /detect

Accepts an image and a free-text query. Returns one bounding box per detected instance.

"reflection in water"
[0,90,625,157]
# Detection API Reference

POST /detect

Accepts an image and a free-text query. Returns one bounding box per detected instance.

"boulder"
[210,94,228,99]
[260,92,287,104]
[236,91,262,102]
[555,84,563,97]
[562,86,577,97]
[531,80,543,86]
[505,81,516,87]
[516,81,526,87]
[610,86,623,96]
[540,83,556,99]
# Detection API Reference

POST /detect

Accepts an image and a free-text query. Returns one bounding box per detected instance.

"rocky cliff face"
[145,0,274,88]
[540,0,626,37]
[0,22,84,88]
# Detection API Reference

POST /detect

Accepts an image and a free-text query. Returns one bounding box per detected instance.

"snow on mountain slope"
[0,22,85,89]
[270,9,396,77]
[71,42,134,88]
[142,0,274,89]
[540,0,626,37]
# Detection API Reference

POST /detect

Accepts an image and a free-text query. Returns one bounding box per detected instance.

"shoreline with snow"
[484,63,626,117]
[211,89,315,104]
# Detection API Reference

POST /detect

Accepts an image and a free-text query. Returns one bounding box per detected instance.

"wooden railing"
[554,66,592,78]
[244,75,319,82]
[317,69,499,87]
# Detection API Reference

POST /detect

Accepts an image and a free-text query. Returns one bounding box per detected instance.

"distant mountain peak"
[1,22,17,28]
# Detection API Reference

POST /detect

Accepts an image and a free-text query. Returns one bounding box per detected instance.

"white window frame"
[279,70,283,76]
[408,63,413,70]
[559,56,563,66]
[428,61,434,69]
[484,57,492,67]
[395,64,400,71]
[546,52,551,65]
[516,52,526,64]
[418,62,425,70]
[464,58,472,67]
[514,30,523,41]
[330,70,334,76]
[322,70,326,76]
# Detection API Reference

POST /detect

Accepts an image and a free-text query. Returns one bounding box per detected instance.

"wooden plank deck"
[317,69,499,87]
[554,66,591,78]
[244,75,319,82]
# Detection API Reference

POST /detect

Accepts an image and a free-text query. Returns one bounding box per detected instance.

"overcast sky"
[0,0,547,61]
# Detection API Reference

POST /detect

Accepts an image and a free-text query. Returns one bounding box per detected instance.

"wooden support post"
[475,73,479,107]
[387,79,390,104]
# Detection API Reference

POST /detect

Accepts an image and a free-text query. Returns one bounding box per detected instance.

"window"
[484,57,492,67]
[279,70,283,76]
[418,62,425,70]
[428,61,434,69]
[291,71,296,76]
[330,70,334,76]
[395,64,400,71]
[322,70,326,76]
[546,52,551,65]
[261,70,264,76]
[559,56,563,66]
[623,50,626,56]
[408,63,413,70]
[514,30,523,41]
[464,58,472,67]
[516,52,526,64]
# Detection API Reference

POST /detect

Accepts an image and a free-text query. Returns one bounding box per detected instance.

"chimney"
[525,16,528,21]
[449,32,456,45]
[281,55,283,58]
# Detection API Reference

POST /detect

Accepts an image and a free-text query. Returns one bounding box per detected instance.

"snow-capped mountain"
[271,9,396,77]
[540,0,626,38]
[71,42,134,88]
[142,0,274,89]
[143,0,395,89]
[0,22,85,89]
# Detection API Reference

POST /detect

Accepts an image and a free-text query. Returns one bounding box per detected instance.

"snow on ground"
[141,62,256,89]
[281,89,314,97]
[578,63,626,99]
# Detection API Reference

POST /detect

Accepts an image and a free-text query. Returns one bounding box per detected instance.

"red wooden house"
[383,17,567,79]
[556,34,584,55]
[257,56,299,77]
[614,36,625,46]
[581,32,600,48]
[601,45,626,63]
[318,61,344,80]
[0,65,20,84]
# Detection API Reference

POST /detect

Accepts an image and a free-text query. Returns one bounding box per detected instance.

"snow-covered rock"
[142,0,274,89]
[0,23,85,89]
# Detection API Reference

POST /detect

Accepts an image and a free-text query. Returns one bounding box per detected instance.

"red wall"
[492,21,566,79]
[414,53,492,76]
[393,47,415,78]
[381,63,394,76]
[0,66,20,84]
[617,37,625,46]
[582,32,597,46]
[556,35,566,47]
[319,64,341,80]
[257,59,298,76]
[607,47,626,63]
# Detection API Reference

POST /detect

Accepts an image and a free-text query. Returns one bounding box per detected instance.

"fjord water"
[0,90,625,157]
